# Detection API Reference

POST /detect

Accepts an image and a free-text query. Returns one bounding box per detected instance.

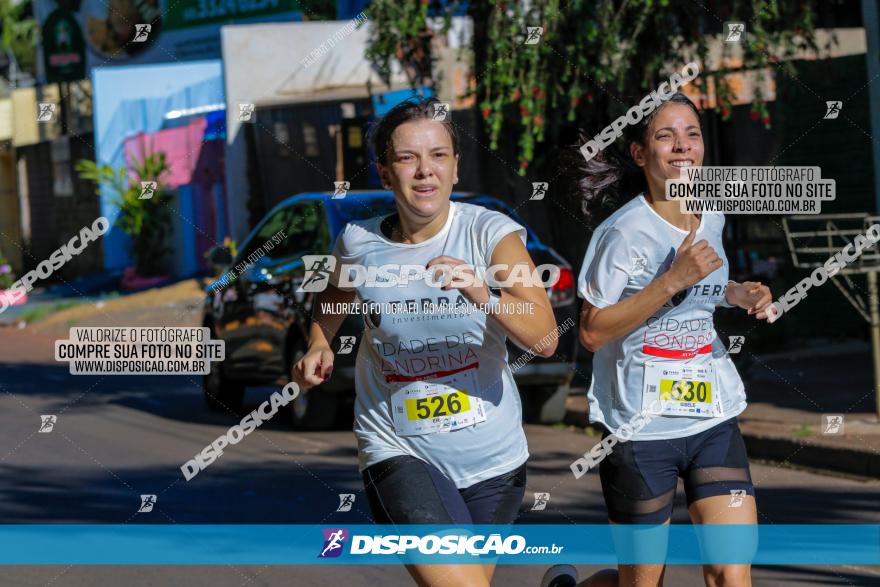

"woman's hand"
[727,281,773,320]
[293,344,335,391]
[425,255,490,305]
[666,228,723,291]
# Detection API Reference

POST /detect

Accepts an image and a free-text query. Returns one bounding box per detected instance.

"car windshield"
[330,195,538,246]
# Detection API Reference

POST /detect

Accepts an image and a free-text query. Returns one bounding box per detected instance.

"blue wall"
[92,60,225,271]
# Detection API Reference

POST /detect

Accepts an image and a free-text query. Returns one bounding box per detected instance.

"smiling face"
[377,118,459,222]
[630,102,704,197]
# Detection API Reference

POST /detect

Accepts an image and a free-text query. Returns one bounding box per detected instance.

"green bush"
[0,250,16,290]
[76,150,172,277]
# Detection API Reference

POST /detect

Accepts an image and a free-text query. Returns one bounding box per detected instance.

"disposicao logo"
[319,528,348,558]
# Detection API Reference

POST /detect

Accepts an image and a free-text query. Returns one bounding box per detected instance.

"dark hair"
[564,92,702,228]
[368,97,460,166]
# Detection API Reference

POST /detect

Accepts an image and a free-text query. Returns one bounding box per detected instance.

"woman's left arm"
[427,233,559,357]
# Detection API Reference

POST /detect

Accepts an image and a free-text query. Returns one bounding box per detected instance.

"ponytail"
[563,134,646,229]
[565,92,701,228]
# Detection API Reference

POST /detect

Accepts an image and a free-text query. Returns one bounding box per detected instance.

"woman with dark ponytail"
[542,93,772,587]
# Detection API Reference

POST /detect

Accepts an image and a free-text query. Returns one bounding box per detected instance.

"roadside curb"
[563,397,880,479]
[740,431,880,479]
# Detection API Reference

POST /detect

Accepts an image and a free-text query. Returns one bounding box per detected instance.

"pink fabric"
[0,289,27,306]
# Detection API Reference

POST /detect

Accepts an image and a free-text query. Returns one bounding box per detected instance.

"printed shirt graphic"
[330,201,530,488]
[576,195,746,440]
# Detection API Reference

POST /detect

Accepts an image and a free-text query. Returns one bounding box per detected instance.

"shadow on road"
[744,351,875,414]
[0,362,351,431]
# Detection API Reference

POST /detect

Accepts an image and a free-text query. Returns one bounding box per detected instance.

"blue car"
[203,191,579,430]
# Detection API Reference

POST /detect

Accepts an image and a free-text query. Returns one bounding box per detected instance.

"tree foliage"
[75,150,173,277]
[0,0,39,75]
[365,0,828,174]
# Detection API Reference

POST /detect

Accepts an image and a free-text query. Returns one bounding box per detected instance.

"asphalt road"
[1,340,879,586]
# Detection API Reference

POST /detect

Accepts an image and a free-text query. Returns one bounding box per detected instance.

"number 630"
[669,380,709,402]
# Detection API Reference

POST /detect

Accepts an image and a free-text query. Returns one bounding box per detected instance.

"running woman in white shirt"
[293,97,559,587]
[542,93,773,587]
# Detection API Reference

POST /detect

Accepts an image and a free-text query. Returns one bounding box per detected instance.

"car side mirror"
[206,246,233,266]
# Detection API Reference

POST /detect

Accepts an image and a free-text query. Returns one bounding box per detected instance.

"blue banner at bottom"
[0,525,878,565]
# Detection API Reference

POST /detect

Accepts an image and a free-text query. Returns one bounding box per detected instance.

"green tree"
[365,0,828,174]
[75,150,172,277]
[0,0,38,76]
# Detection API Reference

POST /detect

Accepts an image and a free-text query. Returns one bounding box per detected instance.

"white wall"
[221,19,403,240]
[220,16,475,240]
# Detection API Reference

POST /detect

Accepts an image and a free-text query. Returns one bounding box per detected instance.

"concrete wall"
[15,135,104,280]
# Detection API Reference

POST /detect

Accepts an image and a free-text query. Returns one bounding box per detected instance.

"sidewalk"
[565,343,880,478]
[0,278,204,338]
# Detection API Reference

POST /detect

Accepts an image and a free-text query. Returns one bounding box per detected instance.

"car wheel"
[520,384,569,424]
[203,360,245,413]
[289,342,339,431]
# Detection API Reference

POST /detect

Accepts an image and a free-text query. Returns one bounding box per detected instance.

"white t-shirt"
[330,201,530,488]
[577,194,747,440]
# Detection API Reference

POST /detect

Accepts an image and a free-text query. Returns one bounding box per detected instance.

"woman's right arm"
[579,228,721,352]
[293,283,357,390]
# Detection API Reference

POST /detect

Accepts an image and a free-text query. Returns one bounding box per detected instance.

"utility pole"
[862,0,880,416]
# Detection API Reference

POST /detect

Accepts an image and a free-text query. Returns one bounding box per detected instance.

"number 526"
[412,392,466,420]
